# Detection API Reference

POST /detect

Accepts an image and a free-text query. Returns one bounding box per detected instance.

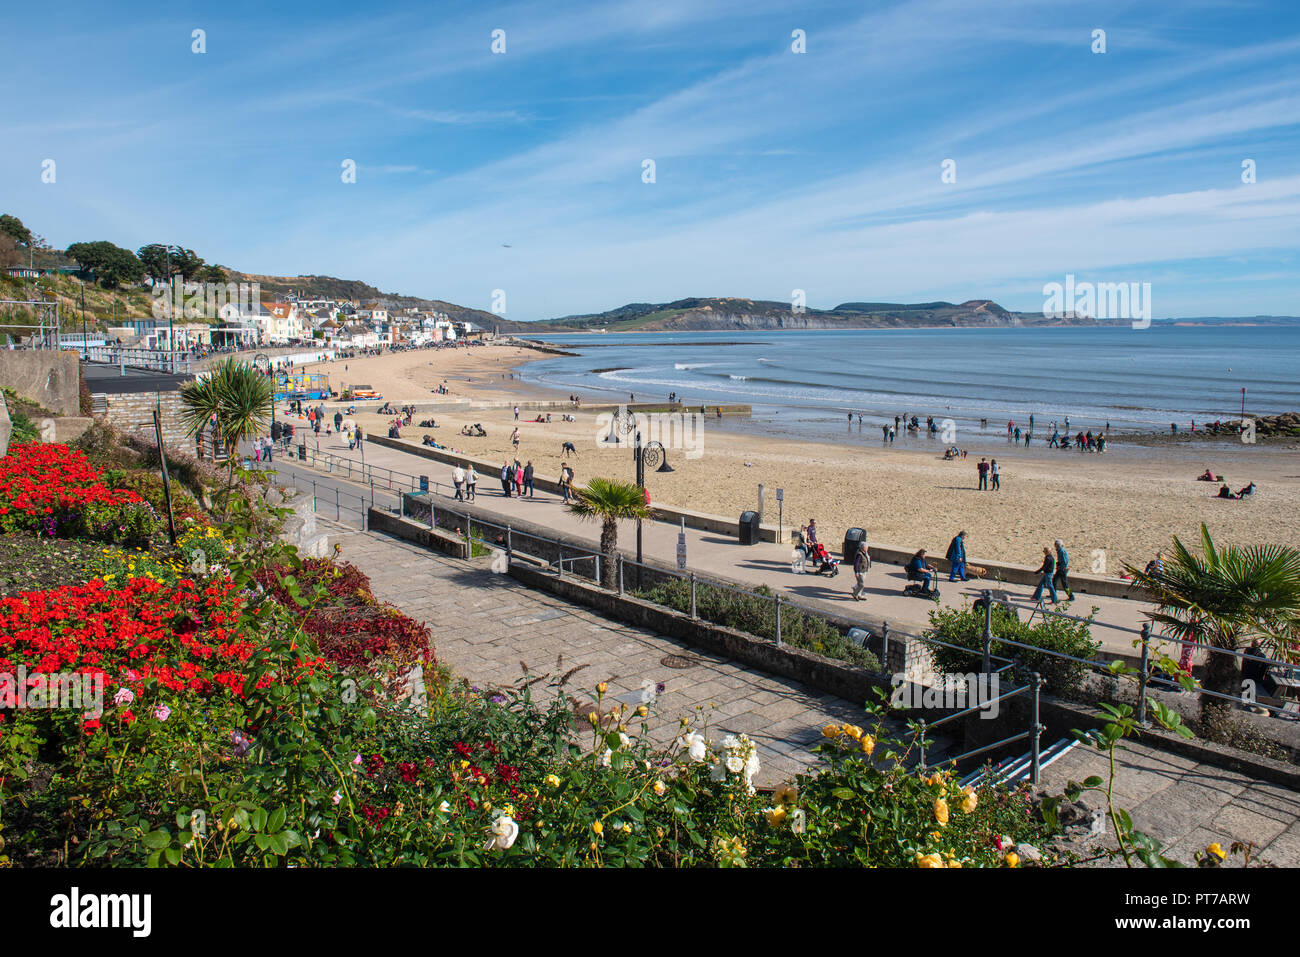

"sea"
[518,324,1300,452]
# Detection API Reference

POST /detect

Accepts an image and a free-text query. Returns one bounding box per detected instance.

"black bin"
[297,444,306,461]
[419,475,429,493]
[739,510,760,545]
[843,527,867,565]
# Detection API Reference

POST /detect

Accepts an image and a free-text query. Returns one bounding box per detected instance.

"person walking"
[354,425,363,450]
[990,458,1000,490]
[1053,539,1074,600]
[851,541,871,601]
[1031,546,1059,604]
[466,465,477,501]
[501,461,512,497]
[560,462,573,503]
[977,457,989,490]
[453,464,466,502]
[946,531,967,582]
[524,460,535,498]
[262,436,273,463]
[334,411,343,431]
[513,460,524,497]
[513,405,519,421]
[511,427,520,451]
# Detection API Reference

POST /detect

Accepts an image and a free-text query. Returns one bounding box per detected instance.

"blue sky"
[2,0,1298,321]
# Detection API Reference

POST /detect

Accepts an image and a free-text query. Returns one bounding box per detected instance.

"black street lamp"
[607,407,675,583]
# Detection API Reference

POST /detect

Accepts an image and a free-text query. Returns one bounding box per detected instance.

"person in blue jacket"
[1053,539,1074,600]
[946,531,967,582]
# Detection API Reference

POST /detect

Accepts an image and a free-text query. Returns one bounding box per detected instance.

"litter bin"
[739,510,761,545]
[297,444,306,461]
[419,475,429,493]
[843,527,867,565]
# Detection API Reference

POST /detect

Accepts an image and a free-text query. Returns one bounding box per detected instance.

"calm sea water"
[520,325,1300,448]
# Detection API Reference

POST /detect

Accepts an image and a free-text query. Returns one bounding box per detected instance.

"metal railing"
[284,443,1300,729]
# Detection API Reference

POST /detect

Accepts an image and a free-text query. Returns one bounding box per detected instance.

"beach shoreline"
[290,342,1300,574]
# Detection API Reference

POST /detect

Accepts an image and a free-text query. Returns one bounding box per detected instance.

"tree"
[200,263,228,284]
[179,358,273,517]
[0,234,20,269]
[137,243,173,282]
[171,246,206,282]
[1126,524,1300,740]
[0,214,33,248]
[65,241,145,288]
[565,477,651,589]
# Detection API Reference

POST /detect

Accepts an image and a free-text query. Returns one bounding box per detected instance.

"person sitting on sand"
[1199,469,1215,482]
[1236,481,1257,498]
[1217,483,1233,499]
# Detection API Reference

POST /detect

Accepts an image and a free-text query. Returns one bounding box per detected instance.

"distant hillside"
[545,296,1110,332]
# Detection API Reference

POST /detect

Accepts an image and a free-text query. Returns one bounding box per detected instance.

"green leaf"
[1082,776,1104,788]
[142,830,172,849]
[268,807,286,832]
[164,846,181,865]
[831,788,855,800]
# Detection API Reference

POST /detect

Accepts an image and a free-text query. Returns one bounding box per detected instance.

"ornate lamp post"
[611,407,674,586]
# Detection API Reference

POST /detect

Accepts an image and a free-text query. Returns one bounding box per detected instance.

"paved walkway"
[278,429,1175,662]
[1037,738,1300,866]
[326,520,1300,864]
[329,528,896,787]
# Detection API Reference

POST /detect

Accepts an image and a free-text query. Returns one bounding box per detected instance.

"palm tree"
[565,477,650,589]
[179,357,273,516]
[1126,524,1300,739]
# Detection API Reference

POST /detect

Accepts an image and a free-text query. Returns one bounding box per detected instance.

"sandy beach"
[296,344,1300,573]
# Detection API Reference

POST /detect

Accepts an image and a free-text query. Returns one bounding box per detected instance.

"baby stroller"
[791,533,839,576]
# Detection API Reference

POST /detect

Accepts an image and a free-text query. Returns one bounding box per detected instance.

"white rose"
[484,813,519,850]
[726,755,744,774]
[618,732,631,749]
[683,732,707,763]
[722,734,740,750]
[599,749,612,768]
[745,753,761,777]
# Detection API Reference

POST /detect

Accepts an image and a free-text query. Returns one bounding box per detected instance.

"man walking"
[453,464,465,502]
[946,530,967,581]
[1031,546,1059,604]
[524,460,535,498]
[513,405,519,421]
[977,457,989,490]
[851,541,870,601]
[501,461,512,497]
[1053,539,1074,600]
[560,462,573,503]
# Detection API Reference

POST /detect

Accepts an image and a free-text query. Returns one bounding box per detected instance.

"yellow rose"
[961,787,978,814]
[592,821,603,835]
[860,735,876,757]
[544,774,561,787]
[933,798,949,826]
[596,682,608,695]
[588,712,600,726]
[653,780,666,796]
[767,807,788,827]
[636,705,648,717]
[916,853,944,868]
[947,859,962,868]
[840,724,862,740]
[1208,843,1226,861]
[1005,852,1019,868]
[822,724,841,739]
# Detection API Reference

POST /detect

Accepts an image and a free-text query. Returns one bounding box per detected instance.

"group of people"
[975,457,1002,490]
[1049,429,1106,452]
[497,460,536,498]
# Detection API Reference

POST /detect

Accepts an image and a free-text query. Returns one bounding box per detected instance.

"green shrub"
[635,578,881,670]
[926,601,1100,697]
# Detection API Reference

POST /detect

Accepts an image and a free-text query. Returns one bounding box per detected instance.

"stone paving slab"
[329,528,882,788]
[1036,739,1300,867]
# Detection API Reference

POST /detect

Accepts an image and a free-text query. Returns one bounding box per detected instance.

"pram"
[791,533,840,576]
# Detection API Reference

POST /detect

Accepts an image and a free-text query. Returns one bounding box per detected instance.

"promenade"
[271,424,1173,661]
